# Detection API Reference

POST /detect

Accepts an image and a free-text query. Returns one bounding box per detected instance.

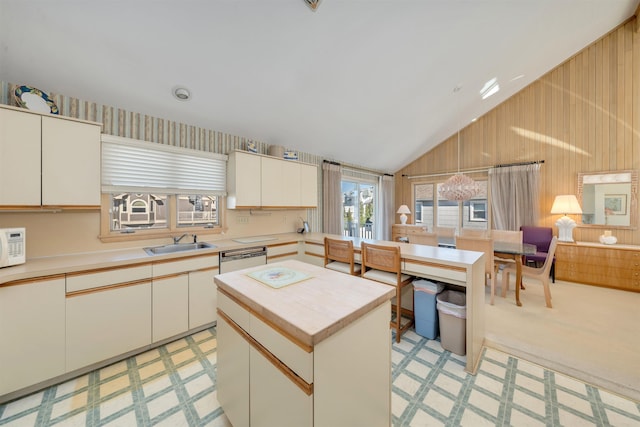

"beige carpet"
[484,273,640,402]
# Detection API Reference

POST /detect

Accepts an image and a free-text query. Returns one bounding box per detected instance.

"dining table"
[439,237,537,307]
[492,241,537,307]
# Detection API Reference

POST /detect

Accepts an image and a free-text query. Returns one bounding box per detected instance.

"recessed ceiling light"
[173,87,191,101]
[480,78,499,100]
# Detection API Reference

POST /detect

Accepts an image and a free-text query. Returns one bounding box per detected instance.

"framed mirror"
[577,170,638,229]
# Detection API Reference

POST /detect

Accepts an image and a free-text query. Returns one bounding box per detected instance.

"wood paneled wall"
[396,18,639,245]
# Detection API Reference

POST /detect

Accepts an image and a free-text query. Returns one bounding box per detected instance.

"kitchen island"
[215,259,396,427]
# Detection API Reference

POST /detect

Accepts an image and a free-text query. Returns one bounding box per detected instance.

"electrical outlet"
[283,215,287,224]
[237,216,249,224]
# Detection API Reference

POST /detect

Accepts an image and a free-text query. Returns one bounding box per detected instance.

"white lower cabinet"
[217,314,250,427]
[152,274,189,342]
[250,346,313,427]
[188,268,218,329]
[0,277,66,396]
[217,289,391,427]
[66,281,152,372]
[153,256,218,331]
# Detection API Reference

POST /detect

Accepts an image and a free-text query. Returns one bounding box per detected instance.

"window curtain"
[489,164,541,230]
[322,162,342,234]
[376,175,394,241]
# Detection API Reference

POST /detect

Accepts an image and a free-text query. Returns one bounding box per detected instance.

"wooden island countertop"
[214,259,395,348]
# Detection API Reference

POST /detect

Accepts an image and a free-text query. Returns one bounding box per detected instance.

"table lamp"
[550,195,582,242]
[397,205,411,225]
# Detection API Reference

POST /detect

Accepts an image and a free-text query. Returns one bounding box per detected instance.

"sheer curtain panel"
[322,162,342,235]
[489,164,541,230]
[377,175,394,241]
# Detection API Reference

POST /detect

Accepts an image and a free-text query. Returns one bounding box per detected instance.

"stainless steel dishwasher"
[218,246,267,273]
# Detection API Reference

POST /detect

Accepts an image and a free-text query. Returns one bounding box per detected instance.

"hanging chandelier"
[439,173,481,201]
[438,86,481,201]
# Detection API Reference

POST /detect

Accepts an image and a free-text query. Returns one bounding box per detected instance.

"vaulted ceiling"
[1,1,638,172]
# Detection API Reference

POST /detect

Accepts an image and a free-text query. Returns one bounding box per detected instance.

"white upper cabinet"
[227,150,317,209]
[227,151,262,209]
[42,116,101,206]
[0,107,41,205]
[261,156,301,207]
[0,105,102,208]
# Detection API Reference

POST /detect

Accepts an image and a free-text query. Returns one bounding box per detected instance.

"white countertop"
[0,231,483,285]
[0,232,302,285]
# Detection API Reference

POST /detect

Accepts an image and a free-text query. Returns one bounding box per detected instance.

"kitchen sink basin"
[144,242,216,256]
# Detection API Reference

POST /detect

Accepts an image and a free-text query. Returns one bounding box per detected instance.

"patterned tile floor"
[0,327,638,426]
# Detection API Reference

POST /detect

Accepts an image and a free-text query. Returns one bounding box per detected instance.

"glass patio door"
[341,180,376,239]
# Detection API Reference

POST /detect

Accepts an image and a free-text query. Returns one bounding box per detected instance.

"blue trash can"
[413,279,444,339]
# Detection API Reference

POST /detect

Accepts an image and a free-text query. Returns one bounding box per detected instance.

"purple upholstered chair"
[520,226,555,283]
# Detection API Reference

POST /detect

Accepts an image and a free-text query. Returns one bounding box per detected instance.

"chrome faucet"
[173,234,189,244]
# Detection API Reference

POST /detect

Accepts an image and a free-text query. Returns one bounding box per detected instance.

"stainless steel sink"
[144,242,216,256]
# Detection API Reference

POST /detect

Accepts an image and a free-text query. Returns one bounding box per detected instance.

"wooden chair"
[521,226,555,283]
[459,229,489,238]
[491,229,522,264]
[360,242,414,343]
[455,236,496,304]
[434,227,456,238]
[408,232,439,246]
[324,237,361,275]
[502,237,558,308]
[491,229,523,295]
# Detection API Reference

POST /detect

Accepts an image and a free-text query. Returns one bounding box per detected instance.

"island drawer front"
[66,264,152,293]
[153,256,217,277]
[250,314,314,384]
[217,292,250,332]
[402,260,466,283]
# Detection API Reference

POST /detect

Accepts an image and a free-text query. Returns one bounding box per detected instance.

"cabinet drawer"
[303,241,324,257]
[217,291,251,332]
[403,260,466,284]
[66,264,152,292]
[406,226,429,235]
[267,242,299,260]
[250,314,313,384]
[153,255,217,276]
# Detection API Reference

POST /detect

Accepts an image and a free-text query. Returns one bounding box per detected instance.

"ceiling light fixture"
[304,0,322,11]
[480,77,500,100]
[173,87,191,101]
[438,86,481,202]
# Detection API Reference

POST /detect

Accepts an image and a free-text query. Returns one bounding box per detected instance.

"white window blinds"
[102,135,227,195]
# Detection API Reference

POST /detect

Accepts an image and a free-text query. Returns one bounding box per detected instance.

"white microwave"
[0,227,26,268]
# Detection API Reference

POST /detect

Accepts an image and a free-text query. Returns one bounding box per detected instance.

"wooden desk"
[301,233,486,374]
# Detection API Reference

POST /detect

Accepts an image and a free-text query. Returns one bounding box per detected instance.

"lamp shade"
[396,205,411,214]
[397,204,411,224]
[550,195,582,215]
[551,195,582,242]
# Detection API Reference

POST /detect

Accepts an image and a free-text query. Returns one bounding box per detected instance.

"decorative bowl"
[599,235,617,245]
